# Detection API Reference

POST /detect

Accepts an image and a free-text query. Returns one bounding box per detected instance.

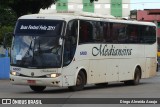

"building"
[41,0,130,17]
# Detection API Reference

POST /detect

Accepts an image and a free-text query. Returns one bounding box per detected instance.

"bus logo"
[92,44,132,56]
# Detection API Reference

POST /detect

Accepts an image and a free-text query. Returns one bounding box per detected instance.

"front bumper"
[10,75,63,87]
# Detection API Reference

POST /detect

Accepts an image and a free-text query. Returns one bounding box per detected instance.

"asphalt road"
[0,72,160,107]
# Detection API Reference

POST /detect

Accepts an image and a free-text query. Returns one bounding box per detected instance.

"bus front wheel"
[68,71,86,91]
[29,86,46,92]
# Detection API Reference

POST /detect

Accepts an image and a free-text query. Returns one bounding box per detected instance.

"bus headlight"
[46,73,61,78]
[10,71,20,76]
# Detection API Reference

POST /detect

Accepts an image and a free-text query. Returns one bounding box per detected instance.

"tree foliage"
[0,7,16,45]
[0,26,13,46]
[0,8,16,27]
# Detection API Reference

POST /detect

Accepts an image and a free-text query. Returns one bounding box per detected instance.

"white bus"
[10,12,157,92]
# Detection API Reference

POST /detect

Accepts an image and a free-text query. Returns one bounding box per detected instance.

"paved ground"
[0,72,160,107]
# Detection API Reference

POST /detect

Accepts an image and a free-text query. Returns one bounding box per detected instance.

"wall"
[0,57,10,79]
[122,0,130,17]
[94,0,110,15]
[0,49,10,79]
[41,0,130,17]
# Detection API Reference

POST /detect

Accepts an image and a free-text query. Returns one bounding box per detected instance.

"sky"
[131,0,160,10]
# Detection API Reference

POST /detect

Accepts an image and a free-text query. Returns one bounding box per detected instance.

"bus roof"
[19,12,156,27]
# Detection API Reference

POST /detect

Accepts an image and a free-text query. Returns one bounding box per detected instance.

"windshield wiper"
[19,38,34,66]
[25,40,33,56]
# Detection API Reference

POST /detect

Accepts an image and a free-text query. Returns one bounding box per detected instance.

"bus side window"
[141,26,156,44]
[126,25,138,43]
[79,20,93,44]
[110,23,119,43]
[103,23,110,43]
[79,21,89,43]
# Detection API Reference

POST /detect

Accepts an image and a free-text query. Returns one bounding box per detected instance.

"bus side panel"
[145,58,157,78]
[89,60,107,84]
[89,59,120,84]
[62,60,90,87]
[106,59,119,82]
[145,43,157,58]
[118,44,145,81]
[118,58,146,81]
[118,59,134,81]
[145,43,157,78]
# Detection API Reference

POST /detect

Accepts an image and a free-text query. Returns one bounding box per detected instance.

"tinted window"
[79,20,93,43]
[78,20,156,44]
[139,26,156,44]
[110,23,127,43]
[79,20,107,43]
[126,24,139,43]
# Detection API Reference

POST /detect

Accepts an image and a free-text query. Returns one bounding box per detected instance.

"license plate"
[27,80,36,84]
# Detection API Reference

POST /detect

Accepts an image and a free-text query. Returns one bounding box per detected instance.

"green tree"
[0,7,16,45]
[0,26,13,46]
[0,8,16,27]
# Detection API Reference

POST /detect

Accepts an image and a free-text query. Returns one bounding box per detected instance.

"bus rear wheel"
[68,71,86,91]
[131,67,141,85]
[29,86,46,92]
[124,67,141,85]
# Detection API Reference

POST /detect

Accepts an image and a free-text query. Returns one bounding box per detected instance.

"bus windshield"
[11,19,64,68]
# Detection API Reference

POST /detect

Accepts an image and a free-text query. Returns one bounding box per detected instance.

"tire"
[30,86,46,92]
[124,67,141,85]
[68,71,86,91]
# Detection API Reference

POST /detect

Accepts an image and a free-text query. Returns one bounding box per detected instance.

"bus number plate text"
[27,80,36,84]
